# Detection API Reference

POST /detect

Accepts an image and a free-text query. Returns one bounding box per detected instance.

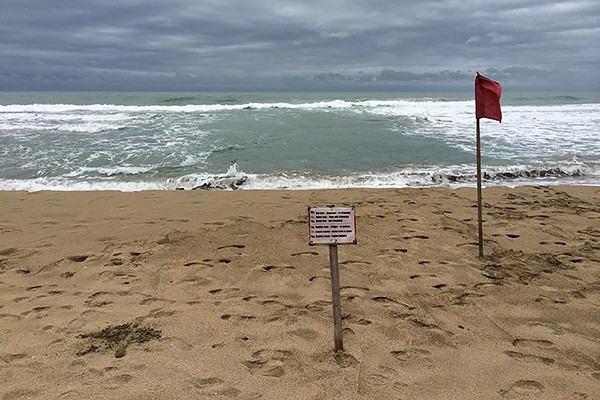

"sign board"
[308,206,357,245]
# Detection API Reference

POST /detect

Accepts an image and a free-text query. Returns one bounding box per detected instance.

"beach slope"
[0,186,599,399]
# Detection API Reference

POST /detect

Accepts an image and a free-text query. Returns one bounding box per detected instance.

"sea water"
[1,91,598,191]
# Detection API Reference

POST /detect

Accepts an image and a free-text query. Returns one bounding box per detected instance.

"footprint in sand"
[372,295,398,304]
[242,349,292,377]
[433,210,454,215]
[390,348,431,363]
[67,255,89,262]
[453,291,486,305]
[291,251,319,257]
[99,270,138,285]
[0,247,18,256]
[108,257,124,266]
[183,261,214,267]
[0,353,28,364]
[191,377,241,396]
[220,313,255,321]
[340,260,373,266]
[365,372,392,387]
[262,264,294,272]
[481,269,505,280]
[570,290,587,299]
[504,350,555,365]
[208,287,241,297]
[378,248,408,257]
[109,373,134,383]
[140,308,178,320]
[289,328,319,340]
[32,306,51,313]
[305,300,331,311]
[499,380,545,399]
[534,295,568,305]
[406,316,439,329]
[85,292,114,308]
[260,298,291,308]
[217,244,245,250]
[192,377,223,389]
[334,351,358,368]
[340,286,369,300]
[2,389,38,400]
[512,339,553,348]
[398,217,419,222]
[530,214,550,220]
[140,297,172,306]
[16,268,30,275]
[475,282,503,289]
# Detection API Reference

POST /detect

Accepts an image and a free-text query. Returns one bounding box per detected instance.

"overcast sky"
[1,0,598,91]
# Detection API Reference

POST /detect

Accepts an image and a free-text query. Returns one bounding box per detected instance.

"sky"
[1,0,598,91]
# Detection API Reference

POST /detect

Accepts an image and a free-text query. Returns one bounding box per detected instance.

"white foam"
[0,111,135,134]
[64,166,155,178]
[0,99,472,114]
[2,160,598,192]
[0,178,167,192]
[365,101,600,160]
[3,101,598,158]
[0,102,340,114]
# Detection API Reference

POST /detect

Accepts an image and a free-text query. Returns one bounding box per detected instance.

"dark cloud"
[0,0,598,90]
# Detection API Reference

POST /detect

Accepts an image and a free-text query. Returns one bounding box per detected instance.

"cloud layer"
[1,0,598,90]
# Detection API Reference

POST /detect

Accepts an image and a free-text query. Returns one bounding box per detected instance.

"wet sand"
[0,186,599,399]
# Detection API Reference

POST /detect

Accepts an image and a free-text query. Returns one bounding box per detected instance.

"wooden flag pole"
[476,118,484,258]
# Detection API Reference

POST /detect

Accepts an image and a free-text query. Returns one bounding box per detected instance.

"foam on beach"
[1,160,598,192]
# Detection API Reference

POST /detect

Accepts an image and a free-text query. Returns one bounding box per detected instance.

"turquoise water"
[0,91,598,190]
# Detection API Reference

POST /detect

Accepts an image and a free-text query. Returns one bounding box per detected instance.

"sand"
[0,186,599,399]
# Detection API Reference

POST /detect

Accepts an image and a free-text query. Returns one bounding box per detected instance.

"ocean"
[1,91,599,191]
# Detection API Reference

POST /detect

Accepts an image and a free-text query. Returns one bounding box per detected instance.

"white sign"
[308,206,357,245]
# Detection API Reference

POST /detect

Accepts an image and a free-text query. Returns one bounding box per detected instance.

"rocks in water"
[192,175,247,190]
[174,163,249,190]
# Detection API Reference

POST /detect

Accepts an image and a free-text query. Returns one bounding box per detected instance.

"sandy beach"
[0,186,599,399]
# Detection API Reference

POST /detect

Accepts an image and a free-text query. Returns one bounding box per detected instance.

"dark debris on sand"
[77,322,161,358]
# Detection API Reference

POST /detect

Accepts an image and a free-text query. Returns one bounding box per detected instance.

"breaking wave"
[1,161,597,192]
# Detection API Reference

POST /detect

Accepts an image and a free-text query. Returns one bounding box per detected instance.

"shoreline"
[1,186,599,399]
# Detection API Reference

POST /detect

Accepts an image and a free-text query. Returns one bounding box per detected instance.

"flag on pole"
[475,72,502,122]
[473,72,503,258]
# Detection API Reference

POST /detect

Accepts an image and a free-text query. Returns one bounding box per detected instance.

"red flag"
[475,72,502,122]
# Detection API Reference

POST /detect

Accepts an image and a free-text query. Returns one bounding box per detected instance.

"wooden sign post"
[308,206,357,352]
